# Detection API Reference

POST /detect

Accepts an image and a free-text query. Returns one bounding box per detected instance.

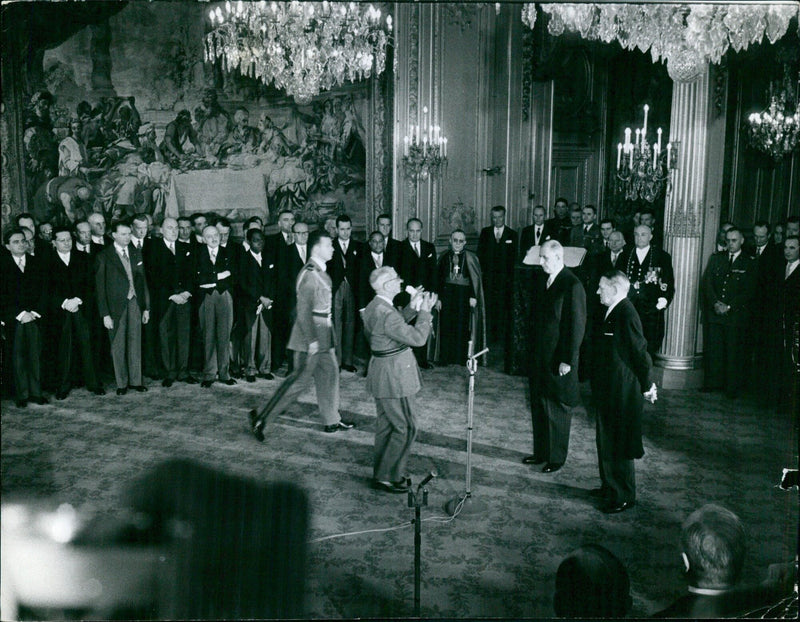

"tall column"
[90,22,116,98]
[659,65,726,389]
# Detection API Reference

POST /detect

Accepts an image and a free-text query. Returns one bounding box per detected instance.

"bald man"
[143,217,197,386]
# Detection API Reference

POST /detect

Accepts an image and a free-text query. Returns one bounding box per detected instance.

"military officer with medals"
[622,224,675,356]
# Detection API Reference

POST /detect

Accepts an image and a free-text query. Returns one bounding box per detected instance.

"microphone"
[417,470,437,490]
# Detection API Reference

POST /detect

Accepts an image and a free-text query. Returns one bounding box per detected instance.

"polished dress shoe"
[324,420,354,433]
[246,375,256,383]
[522,455,545,465]
[116,388,128,396]
[340,364,357,373]
[201,380,214,388]
[30,396,49,405]
[248,409,265,442]
[162,378,174,388]
[542,462,563,473]
[222,378,237,386]
[91,387,106,396]
[182,376,199,385]
[15,399,27,408]
[601,500,635,514]
[129,385,148,393]
[372,480,409,494]
[258,372,274,380]
[419,362,434,370]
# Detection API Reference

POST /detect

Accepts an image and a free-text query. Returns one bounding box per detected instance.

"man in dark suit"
[45,226,104,399]
[397,218,437,369]
[73,220,95,256]
[621,224,675,356]
[591,271,656,513]
[746,220,784,398]
[477,205,518,345]
[701,227,757,398]
[655,504,794,618]
[328,214,362,372]
[95,219,150,395]
[87,212,110,251]
[574,205,603,254]
[777,235,799,413]
[377,213,401,268]
[234,229,275,382]
[639,208,662,248]
[131,214,159,379]
[523,240,586,473]
[519,204,556,260]
[359,231,392,309]
[194,224,236,387]
[267,209,296,373]
[143,217,197,388]
[1,228,48,407]
[545,198,572,245]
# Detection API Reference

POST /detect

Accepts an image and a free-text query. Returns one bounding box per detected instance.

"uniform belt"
[371,346,409,358]
[312,311,331,318]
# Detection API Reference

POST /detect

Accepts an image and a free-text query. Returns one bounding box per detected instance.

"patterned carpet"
[2,358,798,618]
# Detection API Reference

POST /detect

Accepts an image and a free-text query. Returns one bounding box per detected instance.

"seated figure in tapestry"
[257,113,291,161]
[94,152,171,222]
[160,110,202,169]
[219,107,261,164]
[195,88,231,162]
[58,117,90,179]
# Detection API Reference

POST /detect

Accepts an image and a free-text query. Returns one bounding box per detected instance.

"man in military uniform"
[362,266,438,493]
[701,227,757,398]
[621,225,675,356]
[249,231,353,441]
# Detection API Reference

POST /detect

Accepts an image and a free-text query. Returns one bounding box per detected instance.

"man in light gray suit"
[361,266,438,493]
[249,231,354,440]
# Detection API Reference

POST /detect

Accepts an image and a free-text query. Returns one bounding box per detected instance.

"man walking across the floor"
[591,271,657,514]
[362,266,438,493]
[523,240,586,473]
[249,231,354,441]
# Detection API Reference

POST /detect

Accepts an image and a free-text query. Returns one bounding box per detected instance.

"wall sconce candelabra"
[615,105,677,203]
[402,106,448,181]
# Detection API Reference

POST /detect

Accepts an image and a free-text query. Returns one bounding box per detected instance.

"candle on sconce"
[624,127,632,149]
[629,146,634,169]
[404,136,410,157]
[617,142,623,169]
[635,128,641,148]
[643,104,649,136]
[656,127,662,151]
[443,137,448,158]
[666,143,672,168]
[653,143,658,169]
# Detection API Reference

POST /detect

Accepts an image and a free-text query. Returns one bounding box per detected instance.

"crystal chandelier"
[205,1,392,104]
[402,106,448,181]
[746,71,800,161]
[616,105,677,203]
[521,3,800,82]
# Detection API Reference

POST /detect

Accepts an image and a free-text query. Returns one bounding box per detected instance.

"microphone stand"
[444,340,489,517]
[407,471,436,618]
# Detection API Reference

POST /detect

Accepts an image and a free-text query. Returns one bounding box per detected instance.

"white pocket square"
[505,239,513,244]
[136,261,143,266]
[427,253,433,258]
[269,264,274,269]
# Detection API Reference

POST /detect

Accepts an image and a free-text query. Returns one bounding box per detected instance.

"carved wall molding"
[665,199,703,238]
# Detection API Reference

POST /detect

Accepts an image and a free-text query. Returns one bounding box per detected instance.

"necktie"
[612,252,618,266]
[584,225,590,233]
[787,263,793,279]
[120,249,135,299]
[286,233,294,245]
[535,227,541,244]
[168,242,175,255]
[299,246,306,262]
[210,249,217,265]
[495,229,501,242]
[17,256,25,273]
[376,254,382,267]
[414,242,420,257]
[728,253,734,267]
